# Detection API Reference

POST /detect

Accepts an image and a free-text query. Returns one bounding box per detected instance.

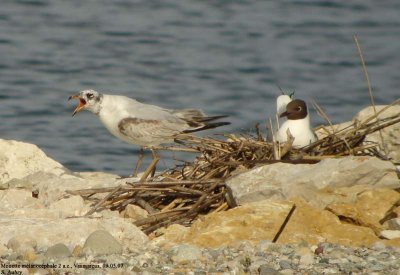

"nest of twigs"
[68,100,400,234]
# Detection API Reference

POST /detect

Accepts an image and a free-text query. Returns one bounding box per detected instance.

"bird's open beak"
[280,111,289,118]
[68,94,86,117]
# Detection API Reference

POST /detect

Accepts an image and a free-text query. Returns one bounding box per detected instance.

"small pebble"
[82,230,123,256]
[45,243,71,259]
[279,260,292,269]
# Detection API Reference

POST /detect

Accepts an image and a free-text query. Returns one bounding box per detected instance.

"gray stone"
[280,269,295,275]
[45,243,71,259]
[207,249,221,260]
[387,218,400,230]
[371,242,386,251]
[226,156,399,207]
[299,252,315,266]
[6,236,37,254]
[82,230,123,256]
[170,244,202,263]
[375,252,391,260]
[279,260,292,269]
[257,240,273,252]
[259,265,281,275]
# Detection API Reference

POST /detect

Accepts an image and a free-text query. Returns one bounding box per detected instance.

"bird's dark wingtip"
[183,121,230,134]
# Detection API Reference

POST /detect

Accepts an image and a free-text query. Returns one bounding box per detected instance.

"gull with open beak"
[69,94,89,116]
[68,89,230,178]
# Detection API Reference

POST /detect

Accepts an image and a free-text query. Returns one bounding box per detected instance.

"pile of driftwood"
[68,100,400,234]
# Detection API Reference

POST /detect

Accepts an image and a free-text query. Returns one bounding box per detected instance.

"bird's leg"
[139,148,160,182]
[150,149,159,177]
[132,147,144,177]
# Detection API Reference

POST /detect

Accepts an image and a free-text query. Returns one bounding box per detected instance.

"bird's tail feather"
[183,121,231,133]
[191,115,228,123]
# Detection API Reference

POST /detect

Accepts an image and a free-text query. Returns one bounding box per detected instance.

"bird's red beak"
[280,111,289,118]
[68,94,86,116]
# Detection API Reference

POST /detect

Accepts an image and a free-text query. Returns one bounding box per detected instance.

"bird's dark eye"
[296,107,302,111]
[87,93,94,99]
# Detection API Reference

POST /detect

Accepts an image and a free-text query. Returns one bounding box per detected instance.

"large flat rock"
[155,199,393,248]
[226,156,399,207]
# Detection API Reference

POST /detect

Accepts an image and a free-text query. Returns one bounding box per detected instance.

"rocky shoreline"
[1,103,400,274]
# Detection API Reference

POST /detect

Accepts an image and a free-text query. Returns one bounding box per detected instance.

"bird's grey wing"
[171,109,205,120]
[123,100,178,121]
[117,117,187,142]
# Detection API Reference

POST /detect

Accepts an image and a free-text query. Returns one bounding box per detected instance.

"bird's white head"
[68,89,103,116]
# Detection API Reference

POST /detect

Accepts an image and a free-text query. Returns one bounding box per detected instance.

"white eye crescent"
[87,93,94,99]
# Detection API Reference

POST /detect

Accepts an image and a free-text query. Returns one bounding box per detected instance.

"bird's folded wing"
[124,102,176,121]
[117,117,185,139]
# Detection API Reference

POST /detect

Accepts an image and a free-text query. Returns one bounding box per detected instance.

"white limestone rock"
[353,105,400,162]
[0,139,122,194]
[0,216,148,252]
[0,139,70,185]
[316,104,400,162]
[121,204,149,221]
[315,121,354,140]
[5,171,121,206]
[49,196,89,218]
[226,156,399,207]
[0,189,43,210]
[380,230,400,240]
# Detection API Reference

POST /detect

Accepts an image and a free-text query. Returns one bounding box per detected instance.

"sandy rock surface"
[155,198,400,249]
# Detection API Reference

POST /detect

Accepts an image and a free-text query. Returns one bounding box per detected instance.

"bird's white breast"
[97,95,139,144]
[275,115,316,148]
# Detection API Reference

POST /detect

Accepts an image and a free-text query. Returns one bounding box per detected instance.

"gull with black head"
[275,99,317,148]
[68,89,230,177]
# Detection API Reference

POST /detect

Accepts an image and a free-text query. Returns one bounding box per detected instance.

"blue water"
[1,0,399,175]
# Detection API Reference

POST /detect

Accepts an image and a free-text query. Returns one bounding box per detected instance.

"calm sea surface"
[1,0,399,175]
